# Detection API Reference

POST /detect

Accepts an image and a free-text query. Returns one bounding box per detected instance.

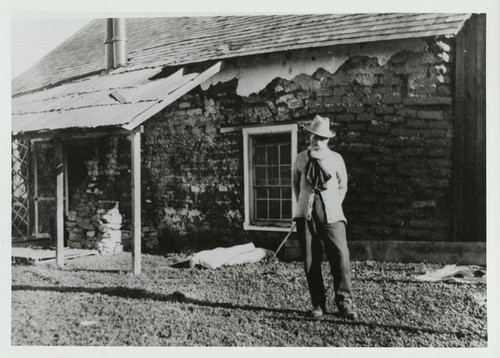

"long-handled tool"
[273,222,297,258]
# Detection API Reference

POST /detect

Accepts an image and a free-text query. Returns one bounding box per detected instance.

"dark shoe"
[338,302,357,320]
[308,305,325,318]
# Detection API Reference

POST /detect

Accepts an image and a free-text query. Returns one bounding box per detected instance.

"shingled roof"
[12,13,470,96]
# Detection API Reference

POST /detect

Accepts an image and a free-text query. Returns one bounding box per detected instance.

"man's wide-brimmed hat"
[304,115,336,138]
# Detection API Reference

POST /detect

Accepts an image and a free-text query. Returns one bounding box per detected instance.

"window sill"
[243,223,295,232]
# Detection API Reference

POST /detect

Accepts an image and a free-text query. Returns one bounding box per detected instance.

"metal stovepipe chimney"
[104,18,114,70]
[112,18,128,68]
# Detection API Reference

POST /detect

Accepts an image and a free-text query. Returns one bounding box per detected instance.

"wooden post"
[453,14,486,243]
[453,25,465,242]
[63,142,69,215]
[130,130,141,275]
[54,139,65,268]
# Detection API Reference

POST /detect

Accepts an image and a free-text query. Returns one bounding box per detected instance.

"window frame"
[243,124,297,232]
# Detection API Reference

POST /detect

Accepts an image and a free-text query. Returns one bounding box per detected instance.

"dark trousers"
[296,194,353,311]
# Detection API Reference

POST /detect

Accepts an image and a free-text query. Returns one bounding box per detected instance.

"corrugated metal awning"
[11,61,222,137]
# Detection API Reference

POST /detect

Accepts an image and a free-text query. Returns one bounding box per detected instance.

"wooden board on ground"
[12,247,98,264]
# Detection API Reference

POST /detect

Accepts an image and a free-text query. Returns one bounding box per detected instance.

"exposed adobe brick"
[60,39,457,250]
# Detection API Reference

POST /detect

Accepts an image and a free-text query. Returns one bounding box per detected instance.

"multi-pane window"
[243,124,297,230]
[251,135,292,223]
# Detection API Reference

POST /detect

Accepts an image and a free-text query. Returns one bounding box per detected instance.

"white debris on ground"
[189,243,272,269]
[79,321,98,327]
[470,290,487,307]
[414,264,486,283]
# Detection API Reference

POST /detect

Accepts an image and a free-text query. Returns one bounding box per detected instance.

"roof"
[12,13,471,96]
[11,62,222,136]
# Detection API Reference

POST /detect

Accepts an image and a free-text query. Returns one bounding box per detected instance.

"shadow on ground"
[12,284,467,338]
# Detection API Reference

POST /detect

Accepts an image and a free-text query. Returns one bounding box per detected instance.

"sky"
[7,1,495,79]
[11,18,92,78]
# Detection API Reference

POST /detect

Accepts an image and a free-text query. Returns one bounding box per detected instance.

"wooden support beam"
[13,126,137,141]
[32,140,40,236]
[54,139,65,268]
[63,141,69,215]
[122,61,223,131]
[453,14,486,243]
[130,130,141,275]
[453,24,465,242]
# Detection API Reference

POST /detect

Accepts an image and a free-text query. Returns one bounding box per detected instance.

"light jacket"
[292,149,347,223]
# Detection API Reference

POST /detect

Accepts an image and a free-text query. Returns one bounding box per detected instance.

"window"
[243,124,297,231]
[253,136,292,221]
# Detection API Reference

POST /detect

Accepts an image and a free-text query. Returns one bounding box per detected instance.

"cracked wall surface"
[201,38,428,97]
[140,37,456,251]
[52,37,456,252]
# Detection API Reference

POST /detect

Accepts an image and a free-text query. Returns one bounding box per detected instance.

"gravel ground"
[11,252,487,347]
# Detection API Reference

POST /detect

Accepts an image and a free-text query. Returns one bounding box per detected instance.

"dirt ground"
[11,252,487,347]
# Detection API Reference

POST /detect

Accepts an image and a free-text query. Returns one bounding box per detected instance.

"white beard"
[308,145,327,160]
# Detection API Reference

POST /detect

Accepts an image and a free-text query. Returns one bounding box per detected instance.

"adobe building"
[11,14,486,270]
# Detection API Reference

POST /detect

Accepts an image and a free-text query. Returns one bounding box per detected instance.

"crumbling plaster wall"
[201,38,429,97]
[56,36,455,252]
[140,36,456,252]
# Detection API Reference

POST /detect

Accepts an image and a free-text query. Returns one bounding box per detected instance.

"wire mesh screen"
[12,139,30,238]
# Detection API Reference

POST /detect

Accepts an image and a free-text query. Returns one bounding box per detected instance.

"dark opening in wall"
[66,139,97,208]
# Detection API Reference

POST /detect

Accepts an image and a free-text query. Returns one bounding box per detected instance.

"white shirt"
[292,149,348,223]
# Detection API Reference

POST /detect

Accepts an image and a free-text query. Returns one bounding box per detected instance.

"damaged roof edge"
[12,69,105,99]
[12,20,467,98]
[11,63,168,99]
[122,61,223,131]
[11,61,223,137]
[12,14,471,97]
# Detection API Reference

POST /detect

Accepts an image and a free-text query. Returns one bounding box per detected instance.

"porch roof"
[11,61,222,137]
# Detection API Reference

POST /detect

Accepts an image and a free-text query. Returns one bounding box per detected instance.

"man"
[292,114,356,320]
